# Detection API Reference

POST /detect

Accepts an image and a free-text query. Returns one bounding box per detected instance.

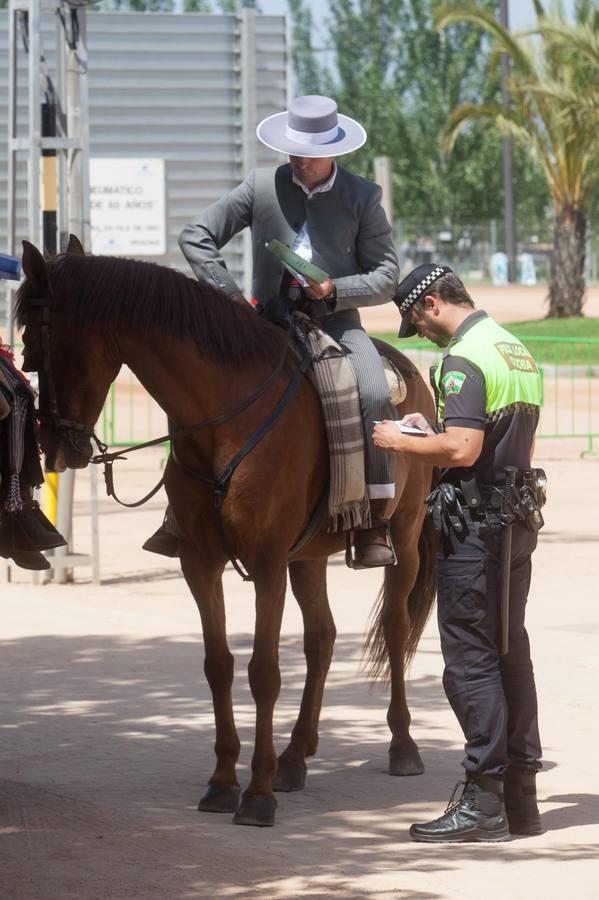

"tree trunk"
[548,206,586,318]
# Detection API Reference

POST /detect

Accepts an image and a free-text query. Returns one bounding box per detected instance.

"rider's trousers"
[322,311,396,498]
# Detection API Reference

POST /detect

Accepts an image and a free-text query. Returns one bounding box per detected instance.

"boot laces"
[444,780,476,815]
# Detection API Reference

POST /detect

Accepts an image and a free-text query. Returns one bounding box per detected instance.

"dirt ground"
[2,283,599,899]
[360,281,599,332]
[1,435,598,900]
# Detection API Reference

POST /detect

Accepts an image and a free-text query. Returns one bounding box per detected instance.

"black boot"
[504,767,543,835]
[17,502,67,550]
[352,520,396,568]
[351,499,396,569]
[10,550,51,571]
[142,508,179,558]
[409,777,510,843]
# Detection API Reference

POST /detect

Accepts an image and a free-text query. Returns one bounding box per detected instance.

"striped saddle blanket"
[293,316,406,534]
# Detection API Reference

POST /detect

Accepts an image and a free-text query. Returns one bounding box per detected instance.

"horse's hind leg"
[180,551,242,814]
[273,557,335,793]
[380,538,426,777]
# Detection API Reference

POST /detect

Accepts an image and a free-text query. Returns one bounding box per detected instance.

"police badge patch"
[442,371,466,395]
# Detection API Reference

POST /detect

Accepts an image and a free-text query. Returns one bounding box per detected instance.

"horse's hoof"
[388,745,425,776]
[233,793,277,827]
[272,758,307,792]
[198,783,241,813]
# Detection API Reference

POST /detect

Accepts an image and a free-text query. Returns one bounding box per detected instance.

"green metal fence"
[396,336,599,457]
[100,366,167,448]
[97,337,599,457]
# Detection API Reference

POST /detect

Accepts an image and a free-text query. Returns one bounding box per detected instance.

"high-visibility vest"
[433,316,542,423]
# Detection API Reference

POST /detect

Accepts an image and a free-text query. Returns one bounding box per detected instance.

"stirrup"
[345,520,397,570]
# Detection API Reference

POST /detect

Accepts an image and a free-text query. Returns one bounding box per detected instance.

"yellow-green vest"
[434,316,542,422]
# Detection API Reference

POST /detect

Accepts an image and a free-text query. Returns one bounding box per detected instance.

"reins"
[90,337,298,510]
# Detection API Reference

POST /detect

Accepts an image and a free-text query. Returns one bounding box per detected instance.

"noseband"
[26,296,96,450]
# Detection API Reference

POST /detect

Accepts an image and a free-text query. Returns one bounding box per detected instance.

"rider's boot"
[10,550,51,571]
[142,506,179,558]
[352,498,396,568]
[409,775,510,843]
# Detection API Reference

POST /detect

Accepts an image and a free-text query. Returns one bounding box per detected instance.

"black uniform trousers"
[437,507,542,777]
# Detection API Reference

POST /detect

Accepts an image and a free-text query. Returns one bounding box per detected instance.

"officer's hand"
[304,277,335,301]
[373,420,403,452]
[401,412,435,435]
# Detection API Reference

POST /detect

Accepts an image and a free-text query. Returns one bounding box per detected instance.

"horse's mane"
[16,253,286,369]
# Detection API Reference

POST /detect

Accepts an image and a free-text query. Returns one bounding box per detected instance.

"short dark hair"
[427,273,474,307]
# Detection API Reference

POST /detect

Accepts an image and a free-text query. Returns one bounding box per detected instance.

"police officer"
[374,264,544,842]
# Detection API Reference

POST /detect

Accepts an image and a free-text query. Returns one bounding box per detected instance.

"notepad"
[374,419,428,436]
[265,239,329,284]
[395,420,428,436]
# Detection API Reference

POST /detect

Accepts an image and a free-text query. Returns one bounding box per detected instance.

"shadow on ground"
[1,633,597,900]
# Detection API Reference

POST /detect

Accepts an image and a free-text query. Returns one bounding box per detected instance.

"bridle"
[24,291,312,578]
[26,295,97,452]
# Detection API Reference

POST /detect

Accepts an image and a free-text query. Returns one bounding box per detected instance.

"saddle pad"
[300,323,370,532]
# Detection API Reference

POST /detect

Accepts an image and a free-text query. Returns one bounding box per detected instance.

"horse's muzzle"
[41,427,93,472]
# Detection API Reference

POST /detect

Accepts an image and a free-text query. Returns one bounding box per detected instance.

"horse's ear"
[21,240,48,292]
[66,234,85,255]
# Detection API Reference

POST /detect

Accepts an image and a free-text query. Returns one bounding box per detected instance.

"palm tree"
[434,0,599,318]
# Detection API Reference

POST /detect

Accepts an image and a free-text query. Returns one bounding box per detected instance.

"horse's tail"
[363,512,438,683]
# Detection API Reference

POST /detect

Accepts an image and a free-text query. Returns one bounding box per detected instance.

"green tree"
[435,0,599,317]
[288,0,549,234]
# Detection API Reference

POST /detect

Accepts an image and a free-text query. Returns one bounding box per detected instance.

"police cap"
[395,263,453,338]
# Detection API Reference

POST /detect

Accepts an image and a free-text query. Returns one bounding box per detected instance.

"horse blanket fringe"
[0,350,44,512]
[297,320,371,534]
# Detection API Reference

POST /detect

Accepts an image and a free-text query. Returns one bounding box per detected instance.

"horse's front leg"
[273,557,335,793]
[179,546,242,814]
[234,559,287,827]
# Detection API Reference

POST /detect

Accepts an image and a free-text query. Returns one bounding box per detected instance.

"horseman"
[145,95,401,568]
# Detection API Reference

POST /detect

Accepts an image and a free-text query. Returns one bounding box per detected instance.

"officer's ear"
[422,293,439,314]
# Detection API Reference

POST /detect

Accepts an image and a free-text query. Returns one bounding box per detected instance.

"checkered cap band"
[399,266,448,316]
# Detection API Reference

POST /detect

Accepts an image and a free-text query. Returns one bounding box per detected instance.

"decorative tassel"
[5,472,22,513]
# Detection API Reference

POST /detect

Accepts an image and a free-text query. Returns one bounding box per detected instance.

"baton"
[500,466,518,656]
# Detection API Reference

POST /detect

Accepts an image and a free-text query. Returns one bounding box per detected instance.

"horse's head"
[18,236,120,471]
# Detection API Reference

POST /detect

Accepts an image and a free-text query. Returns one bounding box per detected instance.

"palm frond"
[434,3,536,78]
[540,18,599,66]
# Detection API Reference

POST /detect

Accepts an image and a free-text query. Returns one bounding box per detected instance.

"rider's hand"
[373,420,404,451]
[401,412,436,435]
[303,277,336,301]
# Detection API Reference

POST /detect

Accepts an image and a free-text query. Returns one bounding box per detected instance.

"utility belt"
[425,468,547,538]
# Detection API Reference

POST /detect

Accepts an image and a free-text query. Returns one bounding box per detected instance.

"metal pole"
[239,7,256,298]
[41,95,58,254]
[67,9,90,246]
[56,9,69,250]
[6,4,19,342]
[90,452,100,586]
[374,156,394,226]
[500,0,516,283]
[28,0,42,249]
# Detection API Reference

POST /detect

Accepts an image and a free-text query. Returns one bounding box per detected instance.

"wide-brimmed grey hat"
[256,95,367,158]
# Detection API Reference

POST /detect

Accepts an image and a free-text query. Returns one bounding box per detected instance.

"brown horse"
[17,237,436,827]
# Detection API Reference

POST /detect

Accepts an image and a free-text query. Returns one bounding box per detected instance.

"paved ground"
[1,437,598,900]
